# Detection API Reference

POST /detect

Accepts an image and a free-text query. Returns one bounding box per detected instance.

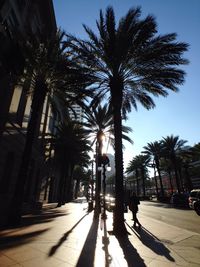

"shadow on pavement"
[20,209,68,227]
[76,216,99,267]
[48,212,89,256]
[116,233,147,267]
[0,228,49,250]
[145,201,190,210]
[102,217,112,266]
[126,222,175,262]
[0,208,68,232]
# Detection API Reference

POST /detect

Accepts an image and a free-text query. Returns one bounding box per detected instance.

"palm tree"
[161,135,188,193]
[126,155,150,196]
[134,155,150,197]
[8,30,94,225]
[66,6,188,235]
[191,143,200,161]
[126,159,140,195]
[54,120,91,206]
[176,147,193,192]
[159,157,175,194]
[82,102,133,215]
[73,166,89,199]
[143,141,164,197]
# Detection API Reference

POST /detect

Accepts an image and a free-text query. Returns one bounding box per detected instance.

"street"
[137,200,200,234]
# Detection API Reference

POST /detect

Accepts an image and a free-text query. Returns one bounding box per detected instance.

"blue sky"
[53,0,200,168]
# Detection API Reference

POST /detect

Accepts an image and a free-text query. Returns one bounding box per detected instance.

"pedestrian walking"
[129,192,141,228]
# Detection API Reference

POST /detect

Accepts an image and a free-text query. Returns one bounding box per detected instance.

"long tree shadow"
[21,209,69,226]
[48,212,89,256]
[1,209,69,231]
[102,217,112,267]
[126,222,175,262]
[76,216,99,267]
[0,228,49,250]
[116,234,147,267]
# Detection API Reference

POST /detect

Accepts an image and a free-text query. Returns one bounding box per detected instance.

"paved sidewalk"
[0,199,200,267]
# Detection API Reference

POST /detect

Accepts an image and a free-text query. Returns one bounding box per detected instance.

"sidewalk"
[0,199,199,267]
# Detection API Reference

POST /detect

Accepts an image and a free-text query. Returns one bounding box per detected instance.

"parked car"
[170,192,189,208]
[188,189,200,215]
[101,194,128,212]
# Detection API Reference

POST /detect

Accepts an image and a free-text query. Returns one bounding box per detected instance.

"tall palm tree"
[161,135,187,193]
[143,141,164,197]
[66,6,188,235]
[8,30,94,225]
[82,102,133,215]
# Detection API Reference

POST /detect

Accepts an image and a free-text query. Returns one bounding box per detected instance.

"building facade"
[0,0,57,225]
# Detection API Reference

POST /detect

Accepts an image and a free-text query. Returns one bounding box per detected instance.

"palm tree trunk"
[141,168,146,197]
[74,177,81,199]
[65,164,75,202]
[111,93,126,235]
[168,168,174,193]
[172,156,181,193]
[57,151,72,206]
[178,166,184,192]
[136,169,139,195]
[155,159,164,197]
[184,165,193,192]
[8,80,46,225]
[57,159,67,207]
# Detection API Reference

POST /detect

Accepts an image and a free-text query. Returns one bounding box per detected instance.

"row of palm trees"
[126,135,200,198]
[5,6,189,235]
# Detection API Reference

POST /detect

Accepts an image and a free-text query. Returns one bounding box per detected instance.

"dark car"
[170,192,189,208]
[188,189,200,215]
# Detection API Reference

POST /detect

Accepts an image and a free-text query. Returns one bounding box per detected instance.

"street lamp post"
[101,154,110,219]
[91,159,94,203]
[88,158,95,212]
[94,131,105,217]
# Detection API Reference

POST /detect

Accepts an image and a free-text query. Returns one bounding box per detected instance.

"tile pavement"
[0,199,199,267]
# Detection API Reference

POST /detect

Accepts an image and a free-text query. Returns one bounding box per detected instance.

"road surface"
[138,200,200,234]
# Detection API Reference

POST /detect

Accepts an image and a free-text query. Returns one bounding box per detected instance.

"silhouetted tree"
[66,6,188,235]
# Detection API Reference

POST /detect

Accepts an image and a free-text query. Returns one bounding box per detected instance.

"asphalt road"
[138,200,200,234]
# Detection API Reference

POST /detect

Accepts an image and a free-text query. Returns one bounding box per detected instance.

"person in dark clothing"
[129,192,141,228]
